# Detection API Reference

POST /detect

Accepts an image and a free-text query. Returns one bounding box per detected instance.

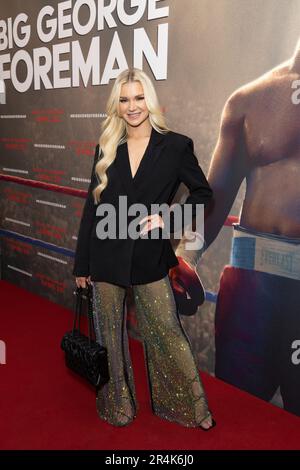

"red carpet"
[0,279,300,450]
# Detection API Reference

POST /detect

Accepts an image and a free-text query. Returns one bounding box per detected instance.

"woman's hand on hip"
[139,214,165,236]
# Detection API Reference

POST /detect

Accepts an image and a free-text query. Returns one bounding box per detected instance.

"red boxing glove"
[169,256,205,316]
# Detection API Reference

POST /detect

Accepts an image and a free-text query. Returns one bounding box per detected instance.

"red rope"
[0,173,87,198]
[1,173,240,225]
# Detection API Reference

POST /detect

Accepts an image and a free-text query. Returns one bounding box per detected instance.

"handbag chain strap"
[86,284,96,345]
[72,285,96,346]
[72,287,82,334]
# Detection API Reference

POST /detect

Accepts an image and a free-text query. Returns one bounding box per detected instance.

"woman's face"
[118,81,149,128]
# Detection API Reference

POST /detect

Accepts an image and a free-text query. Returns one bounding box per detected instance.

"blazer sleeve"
[168,137,213,234]
[72,144,100,277]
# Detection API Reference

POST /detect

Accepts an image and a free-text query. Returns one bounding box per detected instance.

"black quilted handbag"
[61,284,109,389]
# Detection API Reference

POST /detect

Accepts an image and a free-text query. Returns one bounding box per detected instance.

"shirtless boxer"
[173,39,300,415]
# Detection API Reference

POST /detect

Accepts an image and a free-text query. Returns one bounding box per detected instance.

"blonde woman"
[73,68,215,429]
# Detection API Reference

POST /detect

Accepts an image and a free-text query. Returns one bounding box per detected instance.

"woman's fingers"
[140,214,164,235]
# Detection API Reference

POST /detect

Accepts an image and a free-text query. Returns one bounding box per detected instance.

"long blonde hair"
[93,68,170,204]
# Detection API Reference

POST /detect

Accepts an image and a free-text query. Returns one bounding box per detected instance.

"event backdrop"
[1,0,300,415]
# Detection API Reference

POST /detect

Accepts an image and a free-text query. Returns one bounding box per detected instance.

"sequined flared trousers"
[92,274,211,427]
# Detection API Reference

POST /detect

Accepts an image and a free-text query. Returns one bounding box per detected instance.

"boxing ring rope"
[0,173,87,198]
[0,172,239,304]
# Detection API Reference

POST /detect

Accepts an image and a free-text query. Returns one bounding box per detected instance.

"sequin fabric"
[92,281,137,427]
[92,275,212,427]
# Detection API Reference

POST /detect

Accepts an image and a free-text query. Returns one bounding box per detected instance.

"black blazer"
[73,127,213,287]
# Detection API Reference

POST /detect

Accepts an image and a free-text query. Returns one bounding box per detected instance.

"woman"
[73,68,215,429]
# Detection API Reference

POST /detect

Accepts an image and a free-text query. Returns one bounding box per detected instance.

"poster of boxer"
[1,0,300,417]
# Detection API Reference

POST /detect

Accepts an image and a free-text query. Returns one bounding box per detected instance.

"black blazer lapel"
[114,127,167,204]
[114,141,136,206]
[134,127,166,191]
